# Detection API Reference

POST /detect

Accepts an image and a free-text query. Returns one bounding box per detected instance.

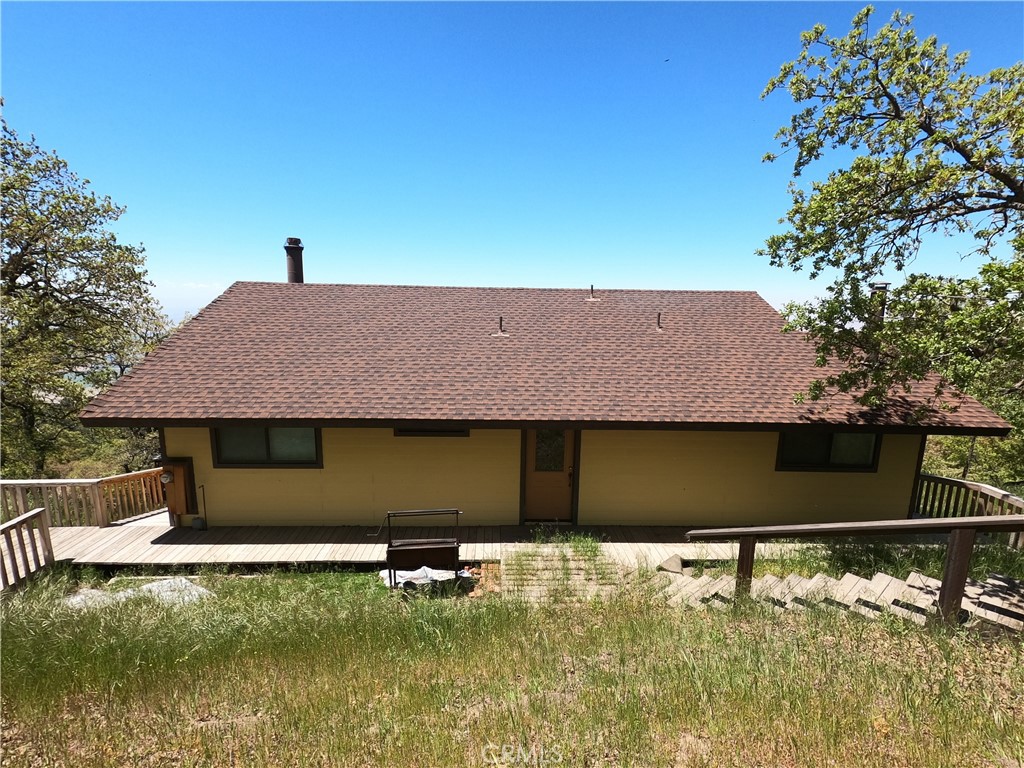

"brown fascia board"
[77,415,1012,437]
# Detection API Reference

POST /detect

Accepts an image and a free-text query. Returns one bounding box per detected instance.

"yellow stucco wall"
[163,427,522,526]
[577,430,922,526]
[164,427,923,527]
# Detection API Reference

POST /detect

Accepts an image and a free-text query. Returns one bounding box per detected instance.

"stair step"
[968,574,1024,630]
[905,571,942,598]
[761,574,795,607]
[824,573,872,610]
[775,574,813,606]
[972,597,1024,631]
[648,571,673,591]
[707,576,736,608]
[850,573,895,618]
[661,573,695,600]
[985,573,1024,593]
[691,575,733,607]
[752,574,783,602]
[885,581,936,624]
[788,573,835,610]
[963,578,987,602]
[747,577,783,613]
[903,571,1024,628]
[857,573,930,624]
[797,573,839,609]
[669,574,713,607]
[658,566,1023,633]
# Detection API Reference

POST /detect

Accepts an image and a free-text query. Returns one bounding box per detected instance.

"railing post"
[15,487,28,516]
[37,507,54,565]
[736,535,756,599]
[90,483,109,527]
[937,527,976,624]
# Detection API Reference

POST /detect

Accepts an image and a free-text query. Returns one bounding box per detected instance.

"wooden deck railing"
[98,469,168,525]
[687,515,1024,624]
[0,468,167,527]
[916,474,1024,548]
[0,507,54,589]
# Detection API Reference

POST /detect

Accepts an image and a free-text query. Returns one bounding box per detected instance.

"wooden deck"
[47,521,774,569]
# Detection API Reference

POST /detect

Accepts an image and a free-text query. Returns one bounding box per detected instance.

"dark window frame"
[392,428,471,438]
[775,431,882,473]
[534,428,566,472]
[211,427,323,468]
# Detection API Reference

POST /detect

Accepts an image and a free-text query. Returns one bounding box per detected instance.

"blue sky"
[3,1,1022,320]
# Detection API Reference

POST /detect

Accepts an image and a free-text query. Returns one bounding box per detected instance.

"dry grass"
[2,564,1023,767]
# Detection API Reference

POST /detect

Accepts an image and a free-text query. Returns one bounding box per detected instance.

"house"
[80,240,1010,528]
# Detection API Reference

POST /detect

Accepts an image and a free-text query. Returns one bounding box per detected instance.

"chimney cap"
[285,237,303,248]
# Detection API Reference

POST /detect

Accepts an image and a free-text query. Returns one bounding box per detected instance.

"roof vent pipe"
[490,316,510,338]
[285,237,304,283]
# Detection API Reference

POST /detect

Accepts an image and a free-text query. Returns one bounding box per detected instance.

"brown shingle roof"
[80,282,1009,434]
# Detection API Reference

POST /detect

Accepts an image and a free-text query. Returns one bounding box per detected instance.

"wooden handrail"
[96,467,171,486]
[0,507,54,590]
[686,515,1024,624]
[0,478,106,486]
[687,515,1024,540]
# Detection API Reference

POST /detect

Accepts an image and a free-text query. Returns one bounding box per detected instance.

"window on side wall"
[212,427,321,467]
[776,431,880,472]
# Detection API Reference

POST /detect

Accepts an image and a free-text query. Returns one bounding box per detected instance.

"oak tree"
[762,6,1023,482]
[1,115,166,477]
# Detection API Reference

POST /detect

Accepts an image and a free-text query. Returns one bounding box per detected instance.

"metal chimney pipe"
[869,281,890,320]
[284,237,304,283]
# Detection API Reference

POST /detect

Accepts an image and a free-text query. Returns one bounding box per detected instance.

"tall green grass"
[2,567,1022,767]
[690,539,1024,583]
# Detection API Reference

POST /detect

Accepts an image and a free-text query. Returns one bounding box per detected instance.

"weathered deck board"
[318,526,353,562]
[49,526,107,559]
[73,526,144,564]
[44,523,799,569]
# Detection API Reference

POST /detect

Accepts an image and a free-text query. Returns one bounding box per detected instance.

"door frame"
[519,428,581,525]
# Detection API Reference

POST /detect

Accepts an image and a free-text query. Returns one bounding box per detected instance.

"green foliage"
[48,427,163,479]
[924,433,1024,488]
[1,114,167,477]
[761,6,1023,417]
[762,5,1023,485]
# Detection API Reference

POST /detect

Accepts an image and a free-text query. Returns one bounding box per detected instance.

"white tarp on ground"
[64,577,214,610]
[379,566,467,588]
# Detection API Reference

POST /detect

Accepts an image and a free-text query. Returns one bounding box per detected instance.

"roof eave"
[78,415,1013,437]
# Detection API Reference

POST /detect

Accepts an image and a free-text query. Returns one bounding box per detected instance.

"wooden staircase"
[498,540,1024,631]
[651,568,1024,630]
